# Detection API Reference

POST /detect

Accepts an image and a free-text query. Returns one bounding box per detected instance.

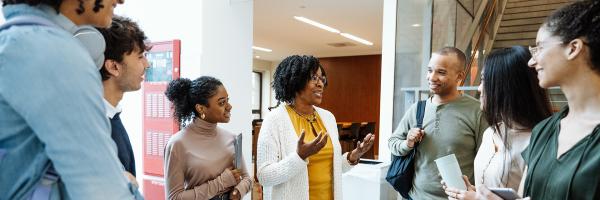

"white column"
[378,0,398,162]
[200,3,253,198]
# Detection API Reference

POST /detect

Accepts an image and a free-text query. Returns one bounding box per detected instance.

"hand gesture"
[348,133,375,162]
[407,128,424,148]
[296,130,328,160]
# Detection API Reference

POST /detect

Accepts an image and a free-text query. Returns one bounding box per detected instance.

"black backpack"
[385,100,426,199]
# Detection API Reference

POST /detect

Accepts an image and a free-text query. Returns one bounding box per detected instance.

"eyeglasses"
[528,40,564,57]
[310,75,327,85]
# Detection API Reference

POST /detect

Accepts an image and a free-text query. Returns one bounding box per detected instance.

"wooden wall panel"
[318,55,382,156]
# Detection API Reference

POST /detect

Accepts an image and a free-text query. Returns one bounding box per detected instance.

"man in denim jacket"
[0,0,141,199]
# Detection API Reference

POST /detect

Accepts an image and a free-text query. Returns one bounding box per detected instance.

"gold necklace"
[290,105,319,136]
[290,105,316,122]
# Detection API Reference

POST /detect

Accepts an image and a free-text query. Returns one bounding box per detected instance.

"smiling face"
[426,53,464,96]
[527,26,570,88]
[295,67,325,106]
[114,47,149,92]
[197,85,232,123]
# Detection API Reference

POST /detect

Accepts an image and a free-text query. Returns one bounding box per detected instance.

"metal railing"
[460,0,508,86]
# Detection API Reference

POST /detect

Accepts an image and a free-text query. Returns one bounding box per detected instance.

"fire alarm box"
[142,39,181,178]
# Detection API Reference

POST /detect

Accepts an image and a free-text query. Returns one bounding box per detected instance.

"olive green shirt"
[388,95,488,200]
[522,107,600,200]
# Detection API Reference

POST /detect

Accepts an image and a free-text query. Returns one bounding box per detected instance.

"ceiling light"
[252,46,272,52]
[411,24,421,27]
[255,56,260,58]
[293,16,340,33]
[340,33,373,46]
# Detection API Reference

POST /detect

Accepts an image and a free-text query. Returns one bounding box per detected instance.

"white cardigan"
[257,105,354,200]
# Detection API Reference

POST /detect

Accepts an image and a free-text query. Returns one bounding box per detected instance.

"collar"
[188,118,218,137]
[103,99,122,119]
[3,4,83,35]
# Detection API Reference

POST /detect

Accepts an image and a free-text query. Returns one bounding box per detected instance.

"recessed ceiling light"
[340,33,373,46]
[293,16,341,33]
[412,24,421,27]
[255,56,260,58]
[252,46,272,52]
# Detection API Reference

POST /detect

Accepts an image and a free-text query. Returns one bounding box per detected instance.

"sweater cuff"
[234,179,250,197]
[399,141,413,155]
[291,151,309,164]
[222,169,238,188]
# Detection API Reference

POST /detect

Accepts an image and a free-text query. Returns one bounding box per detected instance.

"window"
[252,71,262,119]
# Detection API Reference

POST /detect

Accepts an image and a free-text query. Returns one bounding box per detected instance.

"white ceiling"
[253,0,384,62]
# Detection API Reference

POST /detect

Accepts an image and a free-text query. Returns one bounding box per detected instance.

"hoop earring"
[201,113,206,119]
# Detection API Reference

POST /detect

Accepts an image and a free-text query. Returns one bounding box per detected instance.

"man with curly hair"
[97,15,150,188]
[0,0,141,199]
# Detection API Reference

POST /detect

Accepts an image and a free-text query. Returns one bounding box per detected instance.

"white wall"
[0,2,4,24]
[114,0,203,192]
[200,5,253,197]
[115,1,253,199]
[378,0,397,161]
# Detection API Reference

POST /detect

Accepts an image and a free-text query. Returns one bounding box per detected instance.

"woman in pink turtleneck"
[163,76,252,200]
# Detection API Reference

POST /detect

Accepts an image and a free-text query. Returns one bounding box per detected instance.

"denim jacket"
[0,4,140,200]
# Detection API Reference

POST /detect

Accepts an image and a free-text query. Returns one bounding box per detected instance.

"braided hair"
[272,55,327,107]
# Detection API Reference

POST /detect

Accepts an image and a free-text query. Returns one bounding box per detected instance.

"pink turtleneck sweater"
[164,119,251,200]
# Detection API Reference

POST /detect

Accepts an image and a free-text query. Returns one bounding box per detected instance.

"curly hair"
[272,55,327,105]
[97,15,149,81]
[164,76,223,123]
[2,0,105,14]
[482,46,552,132]
[544,0,600,73]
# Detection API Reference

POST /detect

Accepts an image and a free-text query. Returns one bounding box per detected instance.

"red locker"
[142,40,181,199]
[143,178,166,200]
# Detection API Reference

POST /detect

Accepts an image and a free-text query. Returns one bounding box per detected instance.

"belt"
[210,192,230,200]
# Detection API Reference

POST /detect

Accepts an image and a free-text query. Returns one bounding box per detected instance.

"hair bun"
[165,78,192,103]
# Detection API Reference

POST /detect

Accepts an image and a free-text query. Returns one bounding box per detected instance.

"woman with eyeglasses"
[256,55,375,200]
[446,1,600,199]
[442,46,552,200]
[519,1,600,199]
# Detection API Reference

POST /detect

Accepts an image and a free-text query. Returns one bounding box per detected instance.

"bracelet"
[347,153,360,165]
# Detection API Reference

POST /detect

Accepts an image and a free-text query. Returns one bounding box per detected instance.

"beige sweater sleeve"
[234,152,253,197]
[164,141,237,200]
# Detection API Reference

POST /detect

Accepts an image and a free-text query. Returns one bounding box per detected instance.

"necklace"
[290,105,317,123]
[289,105,318,136]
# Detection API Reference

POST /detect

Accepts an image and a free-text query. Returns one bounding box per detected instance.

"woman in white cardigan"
[257,55,375,200]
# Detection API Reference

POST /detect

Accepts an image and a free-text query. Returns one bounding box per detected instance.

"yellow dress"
[285,105,334,200]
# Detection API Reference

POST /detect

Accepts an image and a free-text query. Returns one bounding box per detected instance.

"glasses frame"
[310,74,327,85]
[528,40,565,58]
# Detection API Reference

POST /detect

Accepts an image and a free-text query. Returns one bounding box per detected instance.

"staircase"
[492,0,574,49]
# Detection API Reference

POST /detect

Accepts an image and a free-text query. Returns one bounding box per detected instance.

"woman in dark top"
[520,0,600,199]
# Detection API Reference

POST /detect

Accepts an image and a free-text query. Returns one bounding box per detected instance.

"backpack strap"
[415,100,426,129]
[0,15,59,31]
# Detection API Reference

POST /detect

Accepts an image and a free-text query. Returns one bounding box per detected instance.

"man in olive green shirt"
[388,47,488,200]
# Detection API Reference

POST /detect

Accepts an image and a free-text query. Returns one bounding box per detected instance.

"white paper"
[435,154,467,190]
